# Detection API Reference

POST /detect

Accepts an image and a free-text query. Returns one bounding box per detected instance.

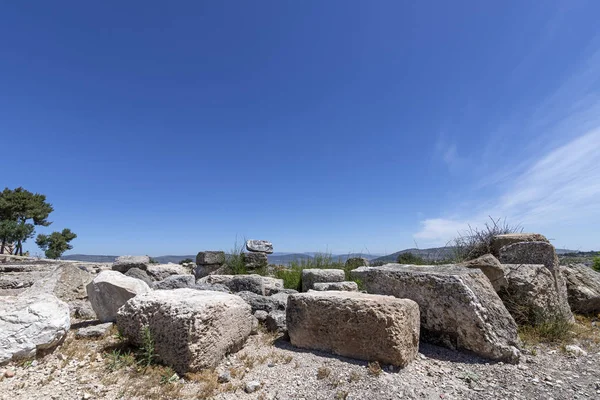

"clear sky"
[2,1,599,256]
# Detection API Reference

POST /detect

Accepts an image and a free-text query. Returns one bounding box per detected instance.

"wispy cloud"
[416,44,600,249]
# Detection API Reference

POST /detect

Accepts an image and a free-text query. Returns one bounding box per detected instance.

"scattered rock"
[254,310,268,322]
[194,264,224,280]
[245,380,261,393]
[265,311,287,334]
[499,241,573,321]
[111,255,150,273]
[262,276,285,295]
[25,264,93,304]
[193,282,231,293]
[237,291,286,313]
[351,264,520,363]
[146,263,190,281]
[218,370,231,383]
[124,268,155,288]
[287,291,420,367]
[76,322,113,339]
[196,251,226,265]
[71,300,96,320]
[312,281,358,292]
[198,274,265,295]
[242,252,268,271]
[86,270,151,322]
[301,269,346,292]
[4,369,15,378]
[565,345,588,357]
[0,293,70,363]
[562,263,600,314]
[491,233,550,256]
[116,289,253,374]
[246,240,273,254]
[154,274,195,290]
[459,254,507,291]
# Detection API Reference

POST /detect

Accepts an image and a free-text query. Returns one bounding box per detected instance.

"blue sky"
[2,1,599,256]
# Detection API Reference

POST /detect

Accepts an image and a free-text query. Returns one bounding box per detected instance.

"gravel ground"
[1,322,599,400]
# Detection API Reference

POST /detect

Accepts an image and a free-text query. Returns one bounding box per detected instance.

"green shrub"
[592,256,600,272]
[138,326,157,368]
[275,266,303,291]
[275,252,352,291]
[178,258,194,265]
[396,252,425,265]
[226,240,247,275]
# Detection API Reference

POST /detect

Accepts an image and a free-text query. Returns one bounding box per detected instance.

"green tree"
[396,252,425,265]
[593,256,600,272]
[36,229,77,259]
[0,187,54,255]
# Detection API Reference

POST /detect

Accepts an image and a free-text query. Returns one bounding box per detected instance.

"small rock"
[245,380,261,393]
[218,370,231,383]
[565,345,588,357]
[4,369,15,378]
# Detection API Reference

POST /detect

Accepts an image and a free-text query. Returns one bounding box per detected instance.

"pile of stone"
[243,240,272,272]
[302,268,358,292]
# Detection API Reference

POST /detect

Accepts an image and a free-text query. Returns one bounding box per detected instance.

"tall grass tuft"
[275,252,359,291]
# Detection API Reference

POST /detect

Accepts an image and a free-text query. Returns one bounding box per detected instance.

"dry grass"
[316,366,331,380]
[348,370,361,383]
[185,369,220,399]
[367,361,382,376]
[519,313,600,347]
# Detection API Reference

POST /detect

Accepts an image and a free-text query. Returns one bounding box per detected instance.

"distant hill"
[370,247,455,264]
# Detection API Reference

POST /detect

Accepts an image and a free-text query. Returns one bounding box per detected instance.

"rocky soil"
[1,321,599,400]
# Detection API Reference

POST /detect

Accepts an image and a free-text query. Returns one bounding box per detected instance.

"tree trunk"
[0,239,5,254]
[18,241,23,256]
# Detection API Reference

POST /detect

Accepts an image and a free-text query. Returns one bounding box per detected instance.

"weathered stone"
[301,269,346,292]
[459,254,507,291]
[245,240,273,254]
[312,281,358,292]
[345,257,369,270]
[261,277,284,296]
[76,322,113,339]
[287,291,420,367]
[243,252,268,270]
[499,241,573,321]
[265,311,287,334]
[237,291,286,313]
[198,274,265,295]
[155,274,195,290]
[351,264,520,363]
[116,289,253,374]
[254,310,268,322]
[497,264,571,325]
[146,263,189,281]
[492,233,549,256]
[86,271,151,322]
[196,251,225,265]
[562,264,600,314]
[194,264,224,280]
[125,268,155,288]
[112,255,150,273]
[193,282,231,293]
[70,300,96,320]
[0,293,70,363]
[25,264,93,304]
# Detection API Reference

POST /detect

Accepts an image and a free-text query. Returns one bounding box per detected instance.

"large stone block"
[197,274,265,295]
[499,241,573,321]
[563,264,600,314]
[112,255,150,273]
[116,289,253,374]
[0,293,70,363]
[312,281,358,292]
[146,263,189,281]
[351,264,520,363]
[491,233,549,255]
[86,271,151,322]
[196,251,225,265]
[242,252,268,270]
[287,291,420,367]
[301,269,345,292]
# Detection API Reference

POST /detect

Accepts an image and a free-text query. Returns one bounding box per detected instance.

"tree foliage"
[35,229,77,259]
[0,187,54,255]
[593,256,600,272]
[396,252,426,265]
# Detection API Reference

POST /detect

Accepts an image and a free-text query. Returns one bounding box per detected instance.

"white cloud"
[415,128,600,247]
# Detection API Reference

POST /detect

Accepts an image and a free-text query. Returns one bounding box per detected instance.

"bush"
[396,252,425,265]
[451,217,523,261]
[593,256,600,272]
[179,258,194,265]
[275,253,349,291]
